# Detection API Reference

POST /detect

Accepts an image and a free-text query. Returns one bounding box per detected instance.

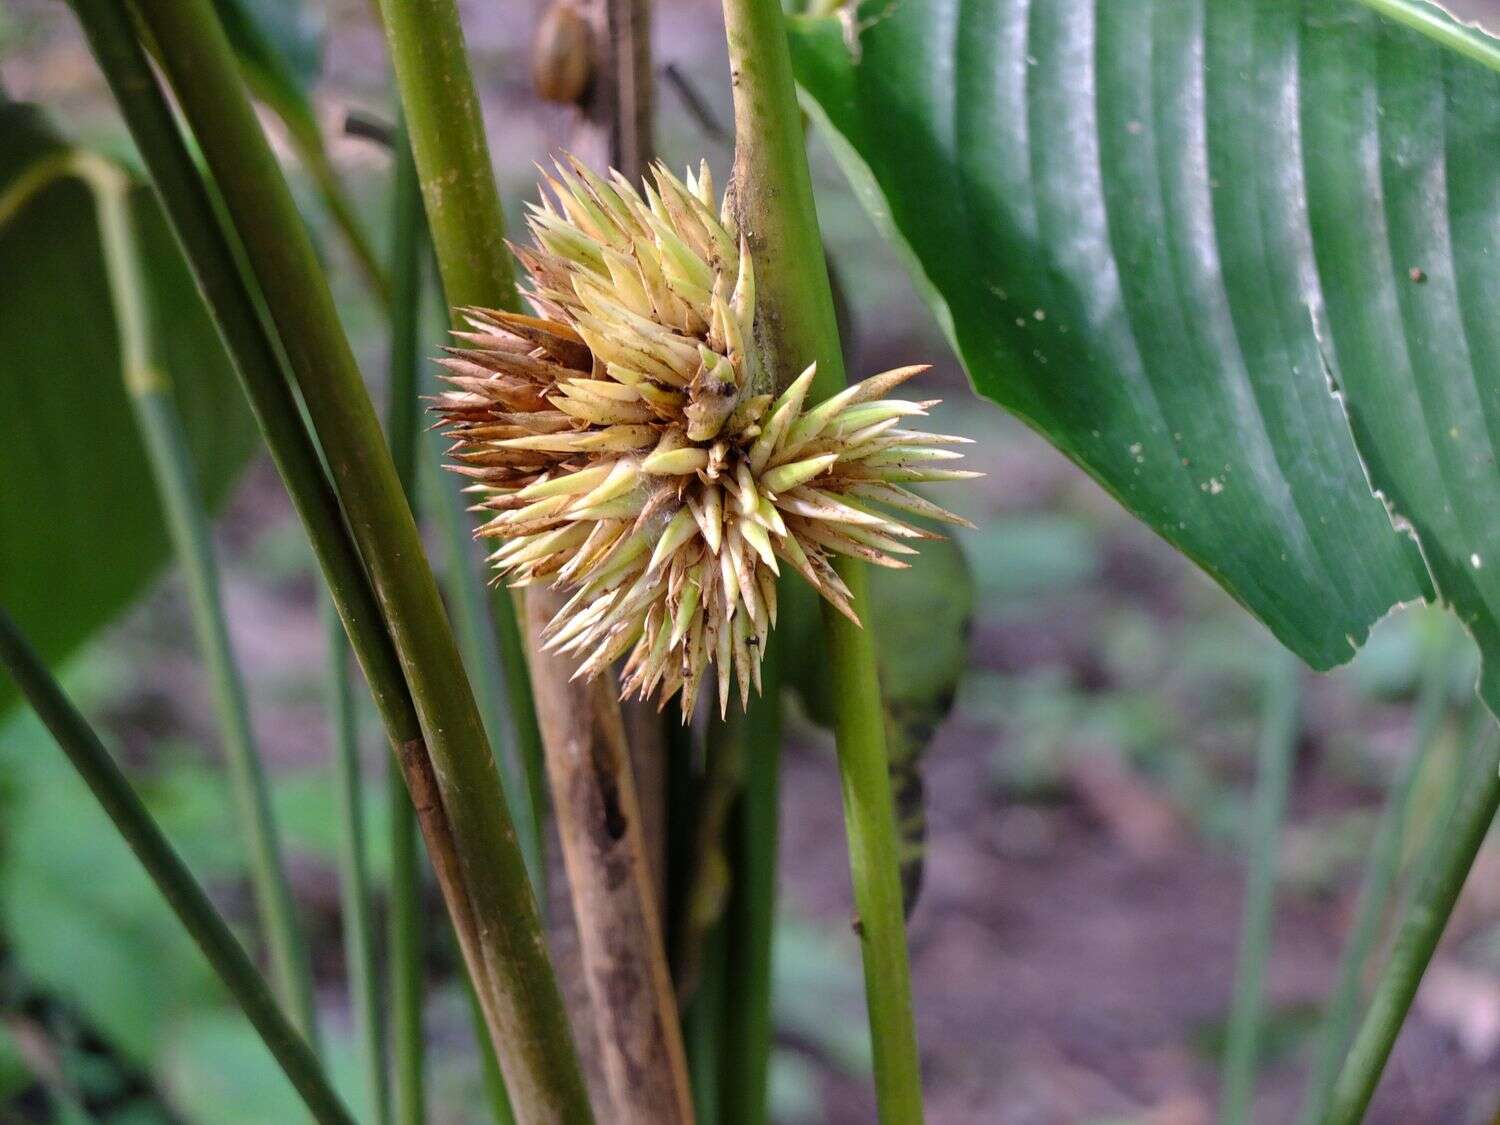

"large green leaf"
[788,0,1491,678]
[0,105,258,710]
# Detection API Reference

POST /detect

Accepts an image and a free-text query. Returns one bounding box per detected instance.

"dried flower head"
[435,157,976,721]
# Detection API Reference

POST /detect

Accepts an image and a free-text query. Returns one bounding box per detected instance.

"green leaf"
[1296,14,1500,712]
[788,0,1460,676]
[0,105,258,712]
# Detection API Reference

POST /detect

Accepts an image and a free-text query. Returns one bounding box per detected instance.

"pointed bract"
[434,158,974,721]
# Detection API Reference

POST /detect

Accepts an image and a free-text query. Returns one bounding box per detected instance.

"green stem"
[1219,649,1301,1125]
[69,149,320,1045]
[1326,721,1500,1123]
[719,0,922,1116]
[326,607,390,1125]
[0,609,354,1125]
[719,638,782,1125]
[59,12,505,1115]
[374,0,516,313]
[372,0,555,901]
[1299,629,1461,1125]
[1349,0,1500,74]
[384,114,428,1125]
[93,1,587,1114]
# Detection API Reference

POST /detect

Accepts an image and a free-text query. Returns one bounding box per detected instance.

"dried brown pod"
[532,3,592,106]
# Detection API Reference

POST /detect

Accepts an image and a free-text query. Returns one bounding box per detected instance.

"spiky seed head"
[435,156,977,722]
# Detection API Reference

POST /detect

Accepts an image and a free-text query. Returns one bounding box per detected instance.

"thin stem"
[718,638,782,1125]
[379,2,695,1119]
[62,149,320,1044]
[1412,700,1493,888]
[719,0,923,1116]
[81,1,585,1113]
[1219,648,1301,1125]
[122,0,588,1115]
[375,0,515,313]
[1326,725,1500,1123]
[487,585,550,886]
[384,114,428,1125]
[0,609,354,1125]
[1299,629,1461,1124]
[326,606,391,1125]
[370,0,559,934]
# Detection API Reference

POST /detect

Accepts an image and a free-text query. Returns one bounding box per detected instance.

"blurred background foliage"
[2,0,1500,1121]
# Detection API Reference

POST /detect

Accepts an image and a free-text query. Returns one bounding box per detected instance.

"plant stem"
[383,114,428,1125]
[371,0,558,915]
[101,0,588,1113]
[326,607,391,1125]
[374,0,516,311]
[69,7,532,1114]
[380,1,697,1118]
[487,590,550,883]
[64,149,320,1045]
[1326,723,1500,1123]
[718,639,782,1125]
[0,609,355,1125]
[1219,648,1301,1125]
[67,19,464,1064]
[719,0,923,1116]
[1299,628,1460,1124]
